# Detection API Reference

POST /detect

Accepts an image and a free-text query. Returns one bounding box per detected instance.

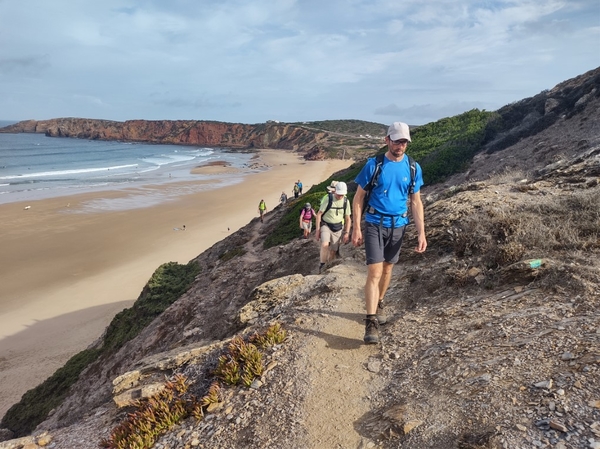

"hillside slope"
[29,145,600,448]
[0,69,598,448]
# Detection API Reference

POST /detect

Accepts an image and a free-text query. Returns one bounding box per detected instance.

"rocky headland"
[0,118,384,161]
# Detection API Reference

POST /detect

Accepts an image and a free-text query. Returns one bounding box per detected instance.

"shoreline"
[0,149,353,418]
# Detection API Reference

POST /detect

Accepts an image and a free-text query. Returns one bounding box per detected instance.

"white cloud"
[0,0,598,124]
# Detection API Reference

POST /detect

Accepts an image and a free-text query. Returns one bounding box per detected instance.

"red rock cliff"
[1,118,328,156]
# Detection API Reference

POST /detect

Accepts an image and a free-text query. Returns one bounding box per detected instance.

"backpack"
[323,193,349,216]
[362,153,416,216]
[302,207,314,221]
[321,193,348,232]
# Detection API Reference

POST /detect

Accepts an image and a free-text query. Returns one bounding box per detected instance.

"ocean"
[0,125,256,210]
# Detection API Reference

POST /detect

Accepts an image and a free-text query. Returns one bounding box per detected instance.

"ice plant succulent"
[100,374,191,449]
[101,323,287,449]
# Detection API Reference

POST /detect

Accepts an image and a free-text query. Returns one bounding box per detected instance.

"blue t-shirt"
[354,154,423,228]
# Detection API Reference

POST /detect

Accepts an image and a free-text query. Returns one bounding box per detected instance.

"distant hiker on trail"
[293,182,300,199]
[280,191,288,205]
[299,202,316,239]
[297,179,303,195]
[258,199,267,223]
[315,181,351,274]
[352,121,427,345]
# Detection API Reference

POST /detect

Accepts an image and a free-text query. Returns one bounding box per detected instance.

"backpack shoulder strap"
[362,153,385,215]
[407,155,417,194]
[323,192,334,214]
[366,153,385,192]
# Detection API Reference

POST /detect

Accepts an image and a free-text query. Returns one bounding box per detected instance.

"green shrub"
[102,261,200,352]
[219,247,246,262]
[409,109,493,184]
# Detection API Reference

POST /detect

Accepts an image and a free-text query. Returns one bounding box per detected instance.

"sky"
[0,0,599,126]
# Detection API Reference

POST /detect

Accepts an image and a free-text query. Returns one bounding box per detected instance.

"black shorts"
[364,221,406,265]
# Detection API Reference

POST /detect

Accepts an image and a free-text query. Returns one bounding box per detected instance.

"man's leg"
[363,262,383,344]
[363,222,385,343]
[319,227,330,273]
[375,262,394,324]
[365,262,383,314]
[378,262,394,299]
[328,231,341,262]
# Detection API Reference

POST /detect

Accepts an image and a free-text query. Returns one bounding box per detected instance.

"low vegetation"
[102,261,201,353]
[454,188,599,258]
[219,247,247,262]
[0,349,101,437]
[100,323,287,449]
[409,109,494,184]
[446,182,599,292]
[1,261,201,437]
[294,119,387,137]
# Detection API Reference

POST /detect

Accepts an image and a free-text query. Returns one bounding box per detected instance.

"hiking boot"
[319,262,325,274]
[363,318,380,344]
[376,301,388,325]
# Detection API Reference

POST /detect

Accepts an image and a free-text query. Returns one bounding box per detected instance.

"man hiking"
[315,181,351,274]
[258,199,267,223]
[352,122,427,344]
[299,202,316,239]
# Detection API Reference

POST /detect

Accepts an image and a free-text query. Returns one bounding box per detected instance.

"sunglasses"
[390,138,409,145]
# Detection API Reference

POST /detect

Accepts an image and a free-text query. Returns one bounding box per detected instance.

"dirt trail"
[297,261,386,448]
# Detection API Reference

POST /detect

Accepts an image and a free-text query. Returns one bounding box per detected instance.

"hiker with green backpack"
[352,122,427,345]
[315,181,351,273]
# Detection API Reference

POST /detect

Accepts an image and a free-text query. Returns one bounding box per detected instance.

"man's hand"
[415,234,427,253]
[352,228,363,247]
[315,228,321,241]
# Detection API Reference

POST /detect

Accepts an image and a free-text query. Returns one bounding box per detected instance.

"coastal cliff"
[0,118,330,158]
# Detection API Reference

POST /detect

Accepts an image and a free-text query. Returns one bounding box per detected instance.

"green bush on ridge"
[102,261,201,353]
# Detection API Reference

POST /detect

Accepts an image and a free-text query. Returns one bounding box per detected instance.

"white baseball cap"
[335,181,347,195]
[387,122,411,142]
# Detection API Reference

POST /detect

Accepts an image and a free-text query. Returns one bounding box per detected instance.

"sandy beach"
[0,149,352,419]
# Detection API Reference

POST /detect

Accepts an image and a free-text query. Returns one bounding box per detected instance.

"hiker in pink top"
[299,202,316,239]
